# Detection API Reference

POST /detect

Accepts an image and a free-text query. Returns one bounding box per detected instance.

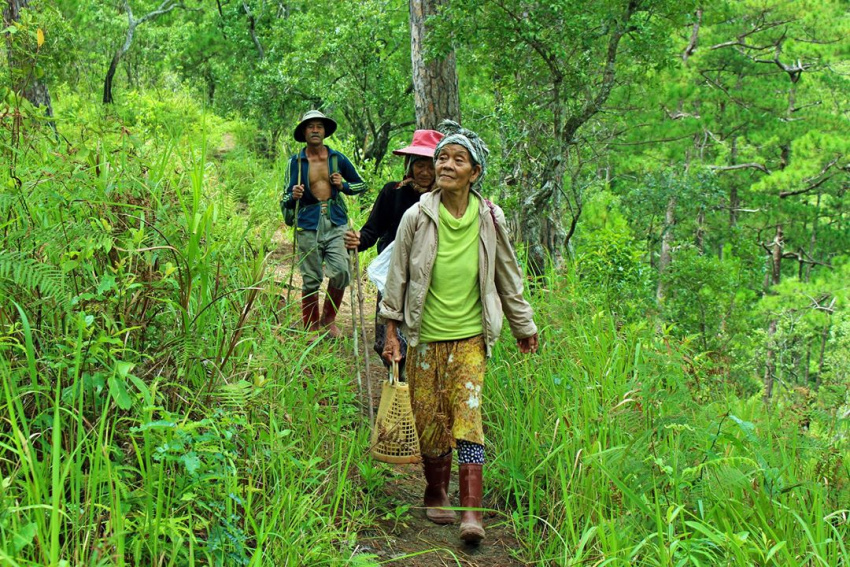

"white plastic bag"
[366,241,394,295]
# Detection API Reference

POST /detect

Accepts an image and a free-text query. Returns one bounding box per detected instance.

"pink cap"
[392,129,444,158]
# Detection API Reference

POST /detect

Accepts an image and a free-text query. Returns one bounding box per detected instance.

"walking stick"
[286,156,303,308]
[349,250,363,399]
[353,250,374,427]
[285,200,300,307]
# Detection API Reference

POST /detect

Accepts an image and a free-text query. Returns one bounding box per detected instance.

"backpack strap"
[484,198,498,229]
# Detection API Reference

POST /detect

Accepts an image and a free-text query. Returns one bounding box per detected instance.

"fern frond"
[0,250,66,301]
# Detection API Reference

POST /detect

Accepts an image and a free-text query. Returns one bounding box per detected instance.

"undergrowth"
[1,90,379,566]
[486,273,849,565]
[1,89,847,566]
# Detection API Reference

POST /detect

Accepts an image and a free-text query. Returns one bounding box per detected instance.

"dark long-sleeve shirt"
[357,181,425,254]
[282,146,368,229]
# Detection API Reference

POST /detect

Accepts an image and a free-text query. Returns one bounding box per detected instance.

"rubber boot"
[423,454,456,524]
[459,464,485,543]
[320,286,345,339]
[301,293,320,332]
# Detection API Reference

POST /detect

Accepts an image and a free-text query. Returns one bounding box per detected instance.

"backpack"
[280,155,301,227]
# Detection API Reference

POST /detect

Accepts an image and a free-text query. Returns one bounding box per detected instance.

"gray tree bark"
[517,1,637,278]
[409,0,460,128]
[104,0,182,104]
[3,0,54,118]
[657,195,676,304]
[763,224,783,402]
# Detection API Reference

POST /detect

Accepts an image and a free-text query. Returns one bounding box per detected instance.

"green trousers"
[296,214,350,294]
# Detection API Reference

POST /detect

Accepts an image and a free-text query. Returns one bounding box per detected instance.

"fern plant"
[0,250,66,301]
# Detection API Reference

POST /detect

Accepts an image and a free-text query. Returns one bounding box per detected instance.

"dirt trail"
[271,228,528,566]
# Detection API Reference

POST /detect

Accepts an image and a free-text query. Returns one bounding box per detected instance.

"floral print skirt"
[406,335,486,458]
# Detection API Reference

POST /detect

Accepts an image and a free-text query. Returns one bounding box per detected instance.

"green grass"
[0,92,380,566]
[1,89,848,566]
[484,275,849,565]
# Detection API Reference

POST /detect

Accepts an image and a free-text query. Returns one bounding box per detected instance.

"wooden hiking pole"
[351,250,374,427]
[349,250,363,399]
[285,155,303,307]
[285,200,300,306]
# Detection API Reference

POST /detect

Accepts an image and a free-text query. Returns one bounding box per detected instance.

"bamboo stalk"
[349,251,363,399]
[353,251,374,427]
[285,200,300,307]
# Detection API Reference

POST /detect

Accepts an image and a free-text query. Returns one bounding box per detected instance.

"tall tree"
[409,0,459,128]
[611,0,849,391]
[103,0,182,103]
[434,0,685,276]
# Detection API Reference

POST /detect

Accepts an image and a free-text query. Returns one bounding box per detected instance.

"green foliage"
[0,250,66,301]
[2,0,849,564]
[486,282,849,564]
[0,88,375,565]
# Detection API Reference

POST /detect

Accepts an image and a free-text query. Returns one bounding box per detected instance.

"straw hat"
[392,129,444,158]
[294,110,337,142]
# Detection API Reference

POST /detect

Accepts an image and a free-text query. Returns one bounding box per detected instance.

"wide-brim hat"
[294,110,337,142]
[392,129,444,158]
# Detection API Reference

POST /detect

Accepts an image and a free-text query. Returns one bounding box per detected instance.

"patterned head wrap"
[434,120,489,191]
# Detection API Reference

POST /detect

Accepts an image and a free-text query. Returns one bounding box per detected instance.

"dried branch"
[682,8,703,62]
[709,16,795,51]
[780,157,842,199]
[709,162,771,174]
[243,1,265,59]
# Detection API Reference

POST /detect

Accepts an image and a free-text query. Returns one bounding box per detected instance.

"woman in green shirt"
[381,121,539,544]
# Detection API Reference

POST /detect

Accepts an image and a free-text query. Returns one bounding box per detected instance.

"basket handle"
[390,360,399,385]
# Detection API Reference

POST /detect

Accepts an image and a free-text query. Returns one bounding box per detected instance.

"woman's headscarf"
[434,120,490,191]
[403,155,428,178]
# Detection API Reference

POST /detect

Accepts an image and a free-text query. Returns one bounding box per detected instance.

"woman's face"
[435,144,480,193]
[411,158,435,188]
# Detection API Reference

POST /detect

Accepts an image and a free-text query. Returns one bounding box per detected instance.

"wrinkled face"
[303,120,326,145]
[435,144,480,193]
[411,158,435,188]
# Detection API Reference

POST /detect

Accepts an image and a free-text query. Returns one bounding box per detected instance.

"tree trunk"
[104,1,181,104]
[728,136,739,231]
[815,324,828,389]
[103,51,122,104]
[3,0,55,120]
[657,194,676,304]
[696,207,705,254]
[363,121,393,172]
[763,224,783,402]
[517,153,574,278]
[409,0,460,128]
[805,192,820,282]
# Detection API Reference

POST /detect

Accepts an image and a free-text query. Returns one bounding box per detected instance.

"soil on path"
[270,229,529,567]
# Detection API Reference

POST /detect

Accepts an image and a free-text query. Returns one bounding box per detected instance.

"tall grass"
[0,92,380,566]
[485,272,849,565]
[3,89,847,566]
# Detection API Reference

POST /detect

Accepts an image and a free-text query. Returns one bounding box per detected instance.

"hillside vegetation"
[2,0,849,565]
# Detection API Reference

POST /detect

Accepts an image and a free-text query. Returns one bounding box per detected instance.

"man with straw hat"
[281,110,368,337]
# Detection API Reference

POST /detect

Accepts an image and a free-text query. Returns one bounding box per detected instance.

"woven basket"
[371,362,421,464]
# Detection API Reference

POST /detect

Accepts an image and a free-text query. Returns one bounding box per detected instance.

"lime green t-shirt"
[419,196,483,342]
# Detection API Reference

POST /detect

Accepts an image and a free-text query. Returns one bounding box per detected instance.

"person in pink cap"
[344,129,443,376]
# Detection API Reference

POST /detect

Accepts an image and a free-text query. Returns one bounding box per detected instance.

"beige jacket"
[379,189,537,356]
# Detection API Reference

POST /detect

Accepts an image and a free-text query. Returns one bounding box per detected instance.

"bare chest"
[307,154,331,200]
